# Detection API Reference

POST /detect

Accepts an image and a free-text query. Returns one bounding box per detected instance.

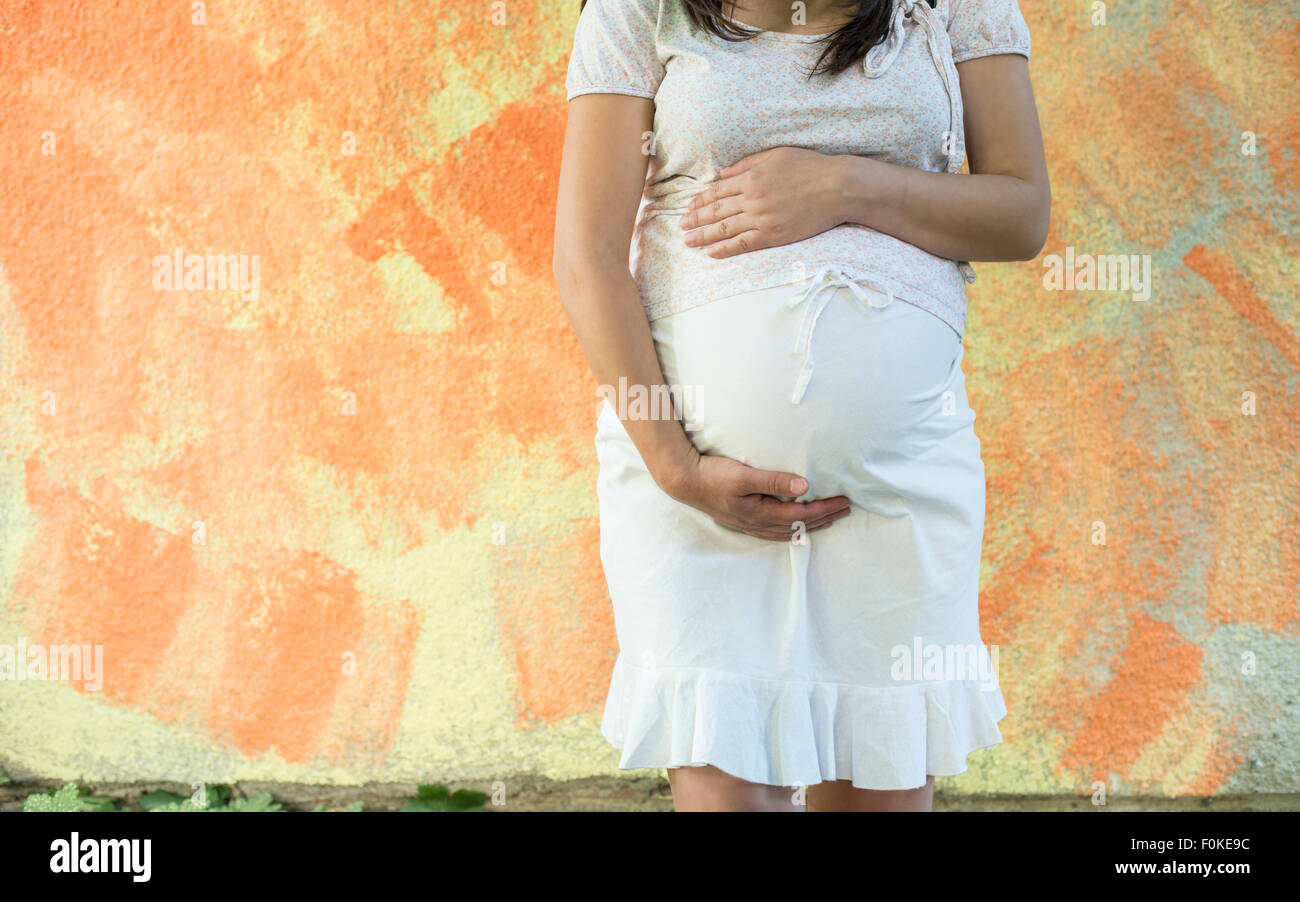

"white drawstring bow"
[785,266,895,405]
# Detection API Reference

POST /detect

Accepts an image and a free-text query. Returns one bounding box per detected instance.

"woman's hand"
[678,147,851,259]
[659,448,851,542]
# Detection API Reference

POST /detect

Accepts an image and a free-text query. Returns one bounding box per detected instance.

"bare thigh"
[667,765,805,812]
[806,776,935,812]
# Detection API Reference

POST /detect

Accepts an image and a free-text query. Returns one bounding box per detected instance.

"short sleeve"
[565,0,665,101]
[947,0,1032,65]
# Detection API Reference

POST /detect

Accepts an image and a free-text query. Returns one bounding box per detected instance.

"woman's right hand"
[657,449,852,542]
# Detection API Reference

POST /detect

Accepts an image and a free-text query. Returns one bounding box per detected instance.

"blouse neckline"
[717,10,840,42]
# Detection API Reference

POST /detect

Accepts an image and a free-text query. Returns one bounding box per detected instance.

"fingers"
[798,505,853,533]
[747,493,851,527]
[731,524,803,542]
[724,498,853,541]
[737,467,810,498]
[682,213,757,249]
[714,461,852,541]
[701,230,768,258]
[680,194,743,231]
[686,174,745,215]
[729,503,851,542]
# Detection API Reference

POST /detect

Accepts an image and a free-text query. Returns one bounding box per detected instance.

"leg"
[667,765,805,812]
[805,775,935,812]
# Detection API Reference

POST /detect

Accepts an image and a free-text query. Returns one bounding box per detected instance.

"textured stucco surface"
[0,1,1296,798]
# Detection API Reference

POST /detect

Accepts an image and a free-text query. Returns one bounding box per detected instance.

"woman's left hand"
[678,147,851,258]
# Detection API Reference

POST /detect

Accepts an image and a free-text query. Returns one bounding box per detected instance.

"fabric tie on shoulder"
[860,0,976,283]
[861,0,961,175]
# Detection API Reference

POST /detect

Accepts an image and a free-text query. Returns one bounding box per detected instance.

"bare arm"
[678,54,1050,263]
[834,54,1050,261]
[552,93,852,540]
[552,94,696,489]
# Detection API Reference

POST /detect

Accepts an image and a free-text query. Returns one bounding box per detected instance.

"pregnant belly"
[595,275,989,612]
[647,279,979,508]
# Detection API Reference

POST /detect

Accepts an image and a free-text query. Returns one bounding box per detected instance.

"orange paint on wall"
[11,458,198,706]
[0,0,1294,792]
[1184,244,1300,371]
[204,548,413,763]
[495,516,616,728]
[1057,613,1204,785]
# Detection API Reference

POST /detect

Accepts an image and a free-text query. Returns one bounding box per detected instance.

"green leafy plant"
[139,785,282,812]
[22,782,118,812]
[399,783,487,812]
[17,781,477,812]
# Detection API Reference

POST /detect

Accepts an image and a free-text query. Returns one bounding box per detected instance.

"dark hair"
[578,1,934,78]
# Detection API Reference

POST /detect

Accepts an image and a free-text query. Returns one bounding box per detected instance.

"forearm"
[553,250,697,494]
[833,154,1049,263]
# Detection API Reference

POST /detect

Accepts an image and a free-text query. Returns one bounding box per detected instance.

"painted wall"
[0,0,1296,798]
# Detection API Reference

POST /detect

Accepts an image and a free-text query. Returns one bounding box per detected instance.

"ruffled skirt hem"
[600,654,1006,792]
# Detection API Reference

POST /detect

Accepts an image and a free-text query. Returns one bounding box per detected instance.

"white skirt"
[594,267,1006,791]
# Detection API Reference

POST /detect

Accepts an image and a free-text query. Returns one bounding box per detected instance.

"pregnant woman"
[552,0,1049,811]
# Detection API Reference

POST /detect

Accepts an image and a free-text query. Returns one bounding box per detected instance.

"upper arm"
[554,0,664,270]
[949,0,1049,224]
[957,54,1046,187]
[554,94,656,269]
